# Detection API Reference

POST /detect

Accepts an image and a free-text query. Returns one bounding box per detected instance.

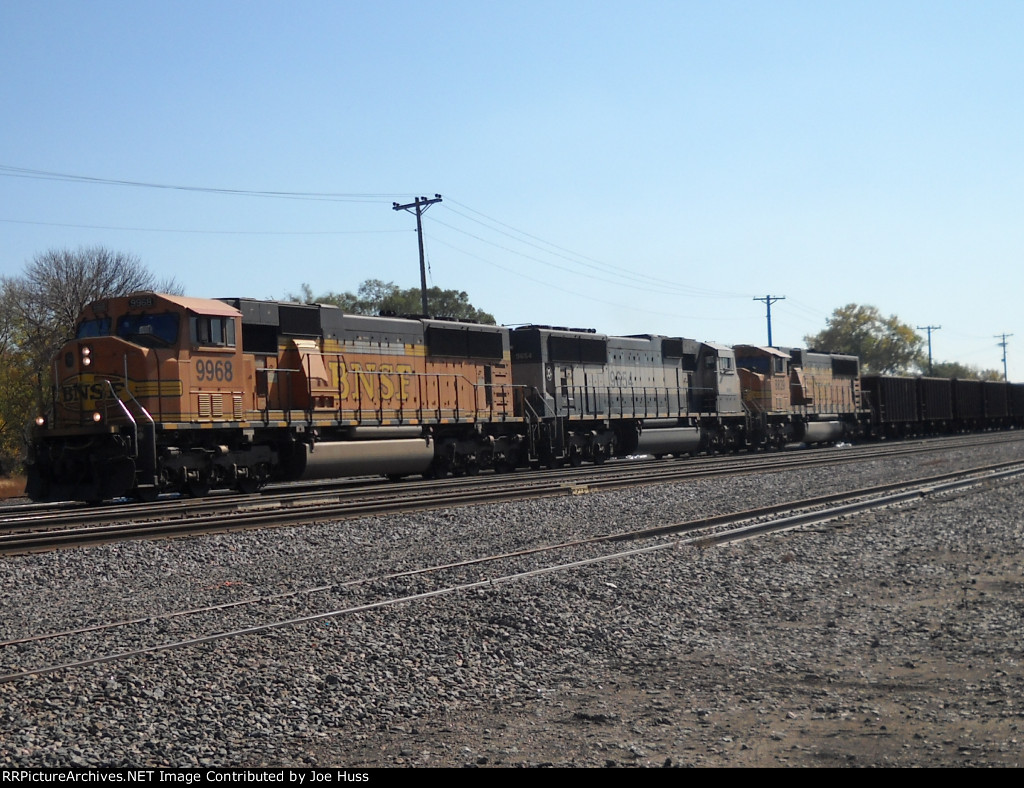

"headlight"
[35,416,46,427]
[81,346,92,367]
[92,412,102,423]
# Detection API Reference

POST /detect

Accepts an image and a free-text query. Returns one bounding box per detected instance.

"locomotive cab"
[735,345,792,414]
[27,292,249,502]
[692,343,742,415]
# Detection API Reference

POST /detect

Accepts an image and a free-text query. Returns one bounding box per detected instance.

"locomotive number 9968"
[195,359,233,382]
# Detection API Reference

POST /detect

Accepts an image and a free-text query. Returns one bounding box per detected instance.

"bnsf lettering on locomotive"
[378,365,396,399]
[329,361,413,401]
[61,379,126,403]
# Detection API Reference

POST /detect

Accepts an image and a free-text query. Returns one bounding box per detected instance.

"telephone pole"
[916,325,941,375]
[995,333,1013,381]
[753,295,785,347]
[392,194,442,315]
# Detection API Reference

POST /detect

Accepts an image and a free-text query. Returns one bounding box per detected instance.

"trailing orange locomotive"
[25,292,1023,503]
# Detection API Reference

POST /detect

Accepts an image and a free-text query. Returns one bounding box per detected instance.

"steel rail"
[3,434,1023,553]
[4,431,1021,529]
[3,459,1023,683]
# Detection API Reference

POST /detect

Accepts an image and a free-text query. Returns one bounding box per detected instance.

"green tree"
[290,280,496,324]
[0,246,181,471]
[929,361,1002,381]
[0,287,35,472]
[804,304,924,374]
[3,246,182,376]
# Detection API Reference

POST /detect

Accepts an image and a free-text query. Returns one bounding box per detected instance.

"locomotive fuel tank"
[284,437,435,480]
[793,420,844,444]
[634,424,702,456]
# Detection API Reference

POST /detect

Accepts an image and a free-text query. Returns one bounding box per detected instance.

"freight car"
[24,291,1023,503]
[860,374,1024,436]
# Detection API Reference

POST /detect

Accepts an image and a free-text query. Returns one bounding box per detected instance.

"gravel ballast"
[2,440,1023,767]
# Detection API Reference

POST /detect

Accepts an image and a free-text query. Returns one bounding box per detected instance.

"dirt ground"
[337,650,1022,767]
[330,496,1024,768]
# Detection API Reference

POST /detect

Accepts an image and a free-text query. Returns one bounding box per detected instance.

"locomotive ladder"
[99,377,158,488]
[740,394,768,448]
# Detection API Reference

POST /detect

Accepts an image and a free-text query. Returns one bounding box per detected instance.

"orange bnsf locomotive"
[25,291,1024,503]
[26,292,521,502]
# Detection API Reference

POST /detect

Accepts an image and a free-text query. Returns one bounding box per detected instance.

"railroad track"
[6,432,1018,523]
[3,432,1022,554]
[3,455,1022,684]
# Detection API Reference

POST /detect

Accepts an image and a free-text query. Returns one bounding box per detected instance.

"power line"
[427,234,753,324]
[0,217,406,236]
[428,214,725,299]
[3,164,820,325]
[441,199,749,300]
[0,164,400,203]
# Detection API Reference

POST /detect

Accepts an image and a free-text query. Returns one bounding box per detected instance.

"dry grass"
[0,476,26,500]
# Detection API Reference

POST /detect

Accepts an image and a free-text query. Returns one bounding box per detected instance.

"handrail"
[555,383,695,419]
[118,371,157,473]
[99,379,139,459]
[261,360,529,425]
[256,367,298,423]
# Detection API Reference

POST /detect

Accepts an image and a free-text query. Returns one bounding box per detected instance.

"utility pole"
[995,333,1013,381]
[916,325,941,375]
[753,295,785,347]
[392,194,442,315]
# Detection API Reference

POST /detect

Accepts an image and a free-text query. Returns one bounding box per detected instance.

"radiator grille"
[197,393,227,419]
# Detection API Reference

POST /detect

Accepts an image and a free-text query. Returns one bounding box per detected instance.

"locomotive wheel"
[133,486,160,503]
[98,456,136,502]
[187,480,211,498]
[235,477,262,494]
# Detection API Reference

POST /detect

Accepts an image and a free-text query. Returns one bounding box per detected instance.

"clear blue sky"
[2,1,1022,379]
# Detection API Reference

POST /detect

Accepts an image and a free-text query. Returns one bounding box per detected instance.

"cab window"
[190,315,236,347]
[76,318,112,338]
[737,356,768,374]
[116,313,180,348]
[709,355,733,372]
